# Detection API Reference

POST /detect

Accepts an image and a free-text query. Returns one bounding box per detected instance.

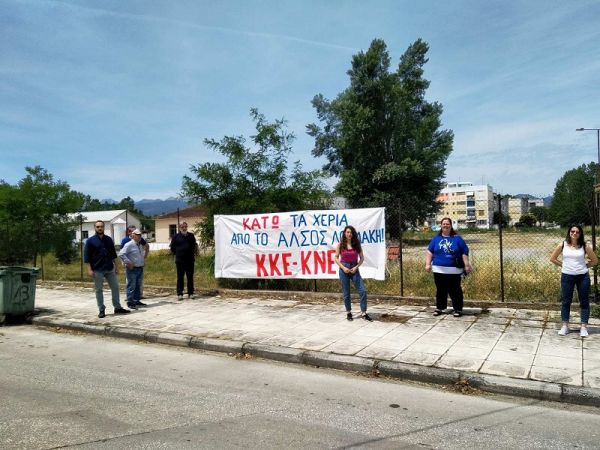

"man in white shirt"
[118,229,146,309]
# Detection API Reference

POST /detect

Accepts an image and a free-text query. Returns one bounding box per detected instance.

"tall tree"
[529,205,551,225]
[307,39,453,232]
[181,109,330,246]
[0,166,84,265]
[550,162,596,226]
[493,211,510,227]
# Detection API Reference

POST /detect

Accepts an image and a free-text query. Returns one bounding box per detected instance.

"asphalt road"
[1,326,600,449]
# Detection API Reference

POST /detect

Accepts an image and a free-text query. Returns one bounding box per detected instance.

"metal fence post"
[79,213,84,281]
[592,191,598,302]
[498,195,505,302]
[398,201,404,297]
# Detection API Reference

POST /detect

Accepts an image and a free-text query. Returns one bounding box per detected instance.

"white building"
[528,197,545,208]
[330,196,349,210]
[435,182,496,229]
[68,210,142,245]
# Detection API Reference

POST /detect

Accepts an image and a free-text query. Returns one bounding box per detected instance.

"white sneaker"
[581,327,589,338]
[177,295,184,301]
[189,294,195,299]
[558,325,569,336]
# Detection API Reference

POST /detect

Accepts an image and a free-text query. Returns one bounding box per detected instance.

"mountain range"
[134,197,190,216]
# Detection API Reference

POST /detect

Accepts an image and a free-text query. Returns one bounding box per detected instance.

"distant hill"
[135,198,190,216]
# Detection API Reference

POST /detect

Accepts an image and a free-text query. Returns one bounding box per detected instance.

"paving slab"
[436,355,484,371]
[479,361,531,379]
[530,366,582,385]
[394,351,441,366]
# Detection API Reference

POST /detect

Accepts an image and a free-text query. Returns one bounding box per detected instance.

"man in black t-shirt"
[169,221,199,300]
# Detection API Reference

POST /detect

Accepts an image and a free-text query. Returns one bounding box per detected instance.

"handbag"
[450,236,465,269]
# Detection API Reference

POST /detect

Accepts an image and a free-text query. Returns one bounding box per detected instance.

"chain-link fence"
[8,193,598,304]
[380,193,599,303]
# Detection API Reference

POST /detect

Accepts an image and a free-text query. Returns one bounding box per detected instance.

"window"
[169,224,177,238]
[82,230,89,239]
[478,210,485,216]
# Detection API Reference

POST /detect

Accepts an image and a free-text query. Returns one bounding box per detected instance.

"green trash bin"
[0,266,40,318]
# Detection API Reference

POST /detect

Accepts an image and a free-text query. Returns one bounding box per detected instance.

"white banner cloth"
[214,208,386,280]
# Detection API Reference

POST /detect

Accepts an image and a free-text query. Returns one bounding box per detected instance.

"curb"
[29,316,600,408]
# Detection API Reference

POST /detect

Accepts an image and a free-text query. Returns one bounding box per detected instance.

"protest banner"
[214,207,386,279]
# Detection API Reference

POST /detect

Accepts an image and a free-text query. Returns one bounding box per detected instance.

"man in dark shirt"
[84,220,131,318]
[169,221,198,300]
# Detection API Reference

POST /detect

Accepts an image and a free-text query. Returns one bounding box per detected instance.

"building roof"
[155,205,207,220]
[68,210,139,223]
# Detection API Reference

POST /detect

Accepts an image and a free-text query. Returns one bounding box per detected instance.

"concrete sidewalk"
[28,286,600,406]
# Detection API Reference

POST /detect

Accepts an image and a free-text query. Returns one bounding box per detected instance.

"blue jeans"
[125,266,144,306]
[561,272,590,323]
[93,270,121,312]
[339,262,368,312]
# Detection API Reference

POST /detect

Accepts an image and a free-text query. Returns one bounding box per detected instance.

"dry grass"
[35,229,574,303]
[38,250,219,290]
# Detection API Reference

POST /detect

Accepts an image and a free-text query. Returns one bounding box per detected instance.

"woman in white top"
[550,224,598,337]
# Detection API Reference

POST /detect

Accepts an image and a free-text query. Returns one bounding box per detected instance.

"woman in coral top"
[335,225,372,322]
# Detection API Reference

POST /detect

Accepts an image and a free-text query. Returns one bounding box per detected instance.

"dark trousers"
[560,272,590,323]
[176,260,195,296]
[433,272,463,312]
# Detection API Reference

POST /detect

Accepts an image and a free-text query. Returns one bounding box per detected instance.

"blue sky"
[2,0,599,201]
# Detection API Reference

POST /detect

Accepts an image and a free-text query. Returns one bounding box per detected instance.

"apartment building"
[528,197,545,208]
[501,196,531,225]
[501,196,544,225]
[434,182,496,229]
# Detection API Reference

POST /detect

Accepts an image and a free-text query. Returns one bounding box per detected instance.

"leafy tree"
[549,162,596,226]
[518,214,537,227]
[529,206,550,225]
[493,211,510,227]
[307,38,453,234]
[0,166,84,265]
[181,109,330,246]
[0,182,30,264]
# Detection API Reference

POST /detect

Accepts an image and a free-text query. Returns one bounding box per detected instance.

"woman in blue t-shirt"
[425,217,472,317]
